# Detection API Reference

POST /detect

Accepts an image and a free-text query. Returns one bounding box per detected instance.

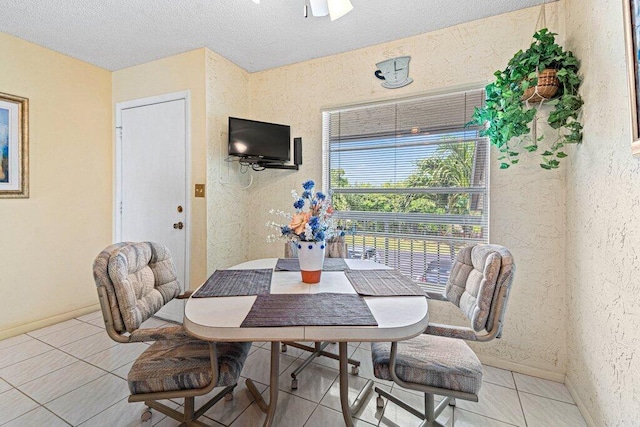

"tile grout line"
[436,378,527,426]
[28,328,105,355]
[0,348,81,388]
[0,386,52,426]
[513,369,530,427]
[516,389,579,406]
[457,407,521,427]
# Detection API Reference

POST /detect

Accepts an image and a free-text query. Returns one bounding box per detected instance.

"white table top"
[183,258,429,342]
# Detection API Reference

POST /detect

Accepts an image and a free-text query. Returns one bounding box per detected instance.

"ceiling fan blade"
[328,0,353,20]
[309,0,329,17]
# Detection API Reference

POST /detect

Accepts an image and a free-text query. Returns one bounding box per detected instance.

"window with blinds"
[322,89,489,292]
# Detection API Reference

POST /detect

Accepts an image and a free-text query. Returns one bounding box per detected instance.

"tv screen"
[228,117,290,162]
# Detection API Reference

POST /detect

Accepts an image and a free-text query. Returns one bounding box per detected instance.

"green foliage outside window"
[331,142,481,240]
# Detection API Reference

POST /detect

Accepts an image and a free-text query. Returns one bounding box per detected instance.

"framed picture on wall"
[624,0,640,155]
[0,92,29,198]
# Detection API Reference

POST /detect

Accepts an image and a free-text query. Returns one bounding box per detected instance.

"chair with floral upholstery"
[93,241,251,426]
[371,244,515,427]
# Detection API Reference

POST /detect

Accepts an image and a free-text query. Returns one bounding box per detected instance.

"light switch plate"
[195,184,205,198]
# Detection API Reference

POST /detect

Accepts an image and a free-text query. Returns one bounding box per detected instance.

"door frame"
[114,90,192,292]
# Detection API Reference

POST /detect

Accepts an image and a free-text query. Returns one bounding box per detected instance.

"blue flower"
[308,216,320,230]
[293,198,305,209]
[267,178,337,243]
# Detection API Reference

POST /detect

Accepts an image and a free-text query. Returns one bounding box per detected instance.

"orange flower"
[289,212,310,235]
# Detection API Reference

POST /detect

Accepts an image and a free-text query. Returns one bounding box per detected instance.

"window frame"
[322,89,490,292]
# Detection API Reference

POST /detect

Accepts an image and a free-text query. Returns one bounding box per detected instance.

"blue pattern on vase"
[308,244,313,250]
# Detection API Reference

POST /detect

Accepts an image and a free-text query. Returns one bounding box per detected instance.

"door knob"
[173,222,184,230]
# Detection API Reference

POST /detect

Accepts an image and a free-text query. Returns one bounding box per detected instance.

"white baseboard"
[0,304,101,340]
[565,375,598,427]
[477,353,565,382]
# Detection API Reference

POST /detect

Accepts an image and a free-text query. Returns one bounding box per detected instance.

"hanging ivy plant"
[469,29,584,169]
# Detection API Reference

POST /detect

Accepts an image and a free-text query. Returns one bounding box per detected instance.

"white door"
[116,95,189,323]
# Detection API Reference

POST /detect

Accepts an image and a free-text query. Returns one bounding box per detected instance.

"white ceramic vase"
[297,240,326,283]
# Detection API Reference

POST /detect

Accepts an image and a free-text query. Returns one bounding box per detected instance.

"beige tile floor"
[0,311,588,426]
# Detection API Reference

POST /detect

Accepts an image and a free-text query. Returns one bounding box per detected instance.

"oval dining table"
[183,258,429,427]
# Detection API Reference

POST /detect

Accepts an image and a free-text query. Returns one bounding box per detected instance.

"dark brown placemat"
[275,258,348,272]
[345,269,426,296]
[240,293,378,327]
[192,269,272,298]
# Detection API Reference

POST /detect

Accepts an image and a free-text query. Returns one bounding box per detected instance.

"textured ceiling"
[0,0,553,72]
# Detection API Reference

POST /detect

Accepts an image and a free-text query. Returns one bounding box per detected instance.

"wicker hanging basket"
[521,68,560,103]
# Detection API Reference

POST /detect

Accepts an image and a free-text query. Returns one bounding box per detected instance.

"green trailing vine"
[469,29,584,169]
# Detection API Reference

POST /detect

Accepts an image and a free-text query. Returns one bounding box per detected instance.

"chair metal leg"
[192,385,235,420]
[425,393,435,424]
[286,341,361,389]
[374,386,425,420]
[434,396,453,418]
[374,387,448,427]
[290,342,330,388]
[144,399,210,427]
[285,342,361,368]
[184,396,195,425]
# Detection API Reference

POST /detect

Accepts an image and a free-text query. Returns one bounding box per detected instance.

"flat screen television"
[228,117,290,163]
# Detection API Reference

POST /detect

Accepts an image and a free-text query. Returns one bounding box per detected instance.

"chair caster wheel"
[291,379,298,390]
[350,366,359,376]
[281,344,287,352]
[376,396,384,409]
[141,409,152,422]
[225,392,234,401]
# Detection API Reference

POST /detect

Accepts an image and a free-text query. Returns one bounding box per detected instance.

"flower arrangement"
[267,180,340,243]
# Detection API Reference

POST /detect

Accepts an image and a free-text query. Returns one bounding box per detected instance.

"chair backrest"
[93,241,181,333]
[444,244,515,335]
[284,236,348,258]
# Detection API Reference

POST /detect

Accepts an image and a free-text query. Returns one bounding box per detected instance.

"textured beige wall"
[0,32,112,337]
[205,49,252,272]
[564,0,640,424]
[112,49,208,290]
[244,4,569,377]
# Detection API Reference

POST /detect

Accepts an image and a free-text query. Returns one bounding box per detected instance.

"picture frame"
[623,0,640,155]
[0,92,29,198]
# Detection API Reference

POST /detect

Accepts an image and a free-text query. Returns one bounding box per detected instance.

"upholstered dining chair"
[93,241,251,426]
[371,244,515,427]
[281,236,362,389]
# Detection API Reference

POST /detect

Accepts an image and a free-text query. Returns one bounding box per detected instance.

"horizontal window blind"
[322,89,489,292]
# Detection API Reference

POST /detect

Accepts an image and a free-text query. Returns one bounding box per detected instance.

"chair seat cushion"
[128,339,251,395]
[371,335,483,395]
